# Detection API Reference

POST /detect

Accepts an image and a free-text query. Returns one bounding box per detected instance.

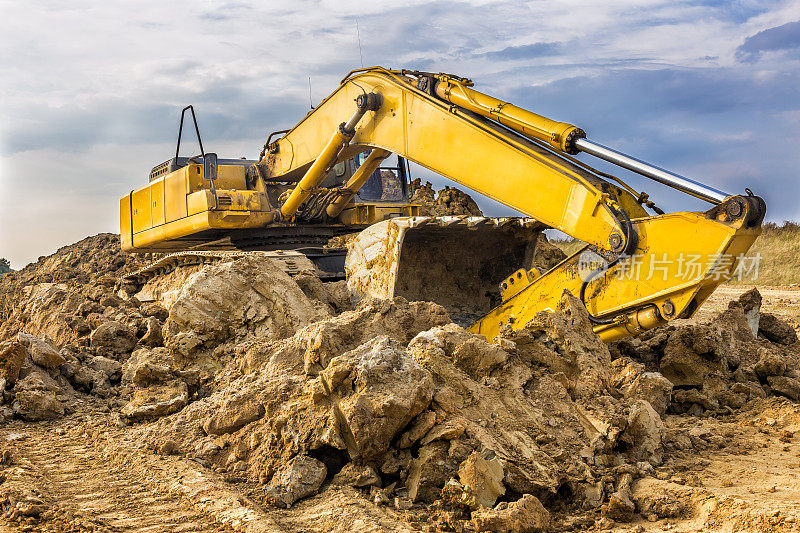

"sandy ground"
[0,285,797,533]
[694,285,800,323]
[605,399,800,533]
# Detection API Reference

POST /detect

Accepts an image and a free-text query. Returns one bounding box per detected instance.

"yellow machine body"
[121,159,417,252]
[120,66,765,342]
[121,163,272,251]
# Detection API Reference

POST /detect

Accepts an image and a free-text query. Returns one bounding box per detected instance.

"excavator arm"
[259,68,644,254]
[256,67,765,342]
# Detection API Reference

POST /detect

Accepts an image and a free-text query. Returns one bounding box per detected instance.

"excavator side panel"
[123,163,276,251]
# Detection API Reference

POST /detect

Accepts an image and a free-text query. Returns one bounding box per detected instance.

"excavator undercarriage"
[120,67,766,343]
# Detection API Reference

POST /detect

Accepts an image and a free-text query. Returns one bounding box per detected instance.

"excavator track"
[121,249,346,295]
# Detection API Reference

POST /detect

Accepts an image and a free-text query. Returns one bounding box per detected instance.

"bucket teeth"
[404,215,541,231]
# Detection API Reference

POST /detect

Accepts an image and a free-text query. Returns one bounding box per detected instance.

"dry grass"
[548,238,585,257]
[547,221,800,287]
[728,221,800,286]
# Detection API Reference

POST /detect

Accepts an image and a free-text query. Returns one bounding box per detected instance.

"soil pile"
[0,234,150,347]
[411,179,483,217]
[0,228,798,531]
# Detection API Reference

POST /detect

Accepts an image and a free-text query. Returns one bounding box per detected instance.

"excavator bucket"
[345,216,547,325]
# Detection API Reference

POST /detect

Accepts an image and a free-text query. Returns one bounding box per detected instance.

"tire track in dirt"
[5,425,230,532]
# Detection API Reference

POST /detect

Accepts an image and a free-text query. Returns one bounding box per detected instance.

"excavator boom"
[121,67,765,342]
[256,67,764,341]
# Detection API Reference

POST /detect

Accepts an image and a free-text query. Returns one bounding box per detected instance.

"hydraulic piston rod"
[430,73,731,205]
[574,138,729,205]
[280,93,381,219]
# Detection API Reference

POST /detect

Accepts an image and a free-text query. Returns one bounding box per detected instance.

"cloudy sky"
[1,0,799,268]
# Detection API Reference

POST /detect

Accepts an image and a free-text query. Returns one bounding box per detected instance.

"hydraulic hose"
[579,208,637,325]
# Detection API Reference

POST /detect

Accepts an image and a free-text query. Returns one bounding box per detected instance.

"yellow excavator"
[120,67,765,342]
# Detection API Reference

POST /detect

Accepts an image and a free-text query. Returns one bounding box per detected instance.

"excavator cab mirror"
[203,153,218,182]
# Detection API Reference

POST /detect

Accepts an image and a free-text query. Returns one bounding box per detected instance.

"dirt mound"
[613,288,800,414]
[410,179,483,217]
[1,229,799,531]
[0,233,150,347]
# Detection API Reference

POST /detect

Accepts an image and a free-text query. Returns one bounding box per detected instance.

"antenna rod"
[308,77,313,109]
[356,19,364,68]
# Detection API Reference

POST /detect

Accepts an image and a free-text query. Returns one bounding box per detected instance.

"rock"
[659,326,723,387]
[165,256,330,369]
[451,336,507,380]
[77,301,104,316]
[420,421,466,445]
[605,490,635,522]
[754,353,786,380]
[407,318,583,499]
[120,380,188,421]
[410,180,483,217]
[631,372,674,417]
[90,321,137,354]
[122,347,172,384]
[320,280,352,314]
[532,233,567,273]
[319,336,434,460]
[380,448,411,476]
[458,450,505,509]
[99,293,123,308]
[139,317,163,347]
[67,316,92,336]
[158,439,180,455]
[759,314,798,345]
[292,271,348,316]
[331,463,381,488]
[140,302,169,321]
[703,373,747,409]
[397,413,435,450]
[544,292,613,398]
[0,340,27,385]
[23,336,65,369]
[14,390,64,421]
[672,388,718,412]
[407,441,455,503]
[732,287,762,337]
[16,369,64,395]
[87,356,122,381]
[69,365,94,392]
[734,366,759,383]
[612,359,673,417]
[264,455,327,508]
[238,297,451,377]
[621,400,663,464]
[202,393,265,435]
[131,363,173,387]
[767,375,800,401]
[471,494,550,533]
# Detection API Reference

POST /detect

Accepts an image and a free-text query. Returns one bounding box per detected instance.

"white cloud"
[1,0,798,267]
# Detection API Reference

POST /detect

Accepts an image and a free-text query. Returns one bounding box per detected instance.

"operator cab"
[325,151,411,204]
